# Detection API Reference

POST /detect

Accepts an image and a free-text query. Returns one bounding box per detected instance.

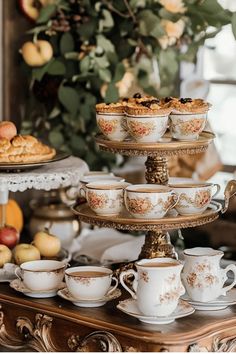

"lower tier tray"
[72,201,222,231]
[95,131,215,157]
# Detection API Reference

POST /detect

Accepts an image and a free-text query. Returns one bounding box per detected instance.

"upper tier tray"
[95,131,215,157]
[72,201,222,232]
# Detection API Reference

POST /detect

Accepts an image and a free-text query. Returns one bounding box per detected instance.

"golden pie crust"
[125,102,172,116]
[168,98,211,114]
[0,135,56,163]
[96,102,124,114]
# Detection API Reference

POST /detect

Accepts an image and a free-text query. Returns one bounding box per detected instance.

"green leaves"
[138,10,165,38]
[60,33,75,54]
[37,4,57,24]
[58,85,79,115]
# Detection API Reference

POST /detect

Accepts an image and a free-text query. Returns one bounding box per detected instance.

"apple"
[18,0,54,22]
[13,243,41,265]
[0,121,17,140]
[0,245,12,268]
[33,230,61,258]
[21,40,53,67]
[0,225,19,249]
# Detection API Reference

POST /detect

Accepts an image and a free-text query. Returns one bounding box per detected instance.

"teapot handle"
[222,180,236,214]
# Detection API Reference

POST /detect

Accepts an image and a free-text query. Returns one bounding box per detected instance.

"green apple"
[0,244,12,267]
[14,243,40,265]
[33,230,61,258]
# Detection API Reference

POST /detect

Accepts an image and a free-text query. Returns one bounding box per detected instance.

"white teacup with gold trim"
[120,258,185,317]
[124,184,179,219]
[80,181,129,216]
[170,112,207,140]
[182,247,236,302]
[65,266,118,300]
[169,182,220,215]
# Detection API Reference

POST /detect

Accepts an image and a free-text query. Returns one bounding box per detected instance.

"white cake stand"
[0,155,89,216]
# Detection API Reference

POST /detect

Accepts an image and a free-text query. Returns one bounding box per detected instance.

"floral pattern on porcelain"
[159,284,184,304]
[186,260,219,289]
[126,196,174,215]
[172,118,206,135]
[128,120,156,138]
[87,191,109,209]
[140,271,149,283]
[178,189,211,209]
[97,118,118,135]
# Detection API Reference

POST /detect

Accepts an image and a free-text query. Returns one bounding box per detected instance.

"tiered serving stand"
[73,131,236,259]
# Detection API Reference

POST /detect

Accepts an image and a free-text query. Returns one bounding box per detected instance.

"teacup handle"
[221,264,236,295]
[212,183,221,198]
[78,185,87,199]
[15,267,23,281]
[107,276,119,296]
[120,269,138,300]
[166,192,179,212]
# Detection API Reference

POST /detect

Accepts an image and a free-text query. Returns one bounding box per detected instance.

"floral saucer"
[10,279,65,298]
[182,289,236,311]
[117,298,195,324]
[57,287,121,307]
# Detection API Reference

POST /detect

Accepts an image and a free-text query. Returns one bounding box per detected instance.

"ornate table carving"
[1,283,236,352]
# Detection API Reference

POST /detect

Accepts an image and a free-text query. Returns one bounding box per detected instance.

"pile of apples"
[0,228,61,267]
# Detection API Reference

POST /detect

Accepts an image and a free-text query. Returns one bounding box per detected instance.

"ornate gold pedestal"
[87,133,235,260]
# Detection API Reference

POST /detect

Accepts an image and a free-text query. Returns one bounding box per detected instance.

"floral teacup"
[169,183,220,215]
[80,181,129,216]
[120,258,185,316]
[126,115,169,143]
[182,247,236,302]
[124,184,179,219]
[96,113,128,141]
[170,112,207,140]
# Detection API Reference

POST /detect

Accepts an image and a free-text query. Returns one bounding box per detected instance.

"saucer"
[10,279,65,298]
[117,298,195,324]
[182,288,236,311]
[57,287,121,307]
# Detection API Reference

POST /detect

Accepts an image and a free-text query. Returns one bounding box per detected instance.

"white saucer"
[10,279,65,298]
[117,298,195,324]
[57,287,121,307]
[182,288,236,311]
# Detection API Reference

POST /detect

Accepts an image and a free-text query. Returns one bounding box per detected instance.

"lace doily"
[0,156,89,192]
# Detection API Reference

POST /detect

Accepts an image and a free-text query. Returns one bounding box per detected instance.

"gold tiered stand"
[73,131,236,259]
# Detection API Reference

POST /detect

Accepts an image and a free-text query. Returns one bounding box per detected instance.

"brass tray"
[95,131,215,157]
[72,201,222,232]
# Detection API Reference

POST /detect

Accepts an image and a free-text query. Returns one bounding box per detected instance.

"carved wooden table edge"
[1,284,236,352]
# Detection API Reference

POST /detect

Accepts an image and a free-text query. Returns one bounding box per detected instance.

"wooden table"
[1,283,236,352]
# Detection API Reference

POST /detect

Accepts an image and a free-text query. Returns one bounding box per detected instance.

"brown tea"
[142,262,179,268]
[69,271,108,278]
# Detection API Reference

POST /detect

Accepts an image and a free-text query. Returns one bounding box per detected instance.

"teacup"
[80,181,129,216]
[182,247,236,302]
[170,112,207,140]
[124,184,179,219]
[169,182,220,215]
[120,258,185,316]
[15,260,66,291]
[126,115,169,143]
[96,113,128,141]
[80,175,125,187]
[65,266,118,300]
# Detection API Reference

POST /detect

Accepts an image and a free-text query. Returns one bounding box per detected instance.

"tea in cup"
[80,181,129,216]
[120,258,185,316]
[182,247,236,302]
[124,184,179,219]
[80,174,125,187]
[169,182,220,215]
[65,266,118,300]
[15,260,66,291]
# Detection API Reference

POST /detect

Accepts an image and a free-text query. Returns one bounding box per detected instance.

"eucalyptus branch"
[102,0,130,18]
[123,0,137,23]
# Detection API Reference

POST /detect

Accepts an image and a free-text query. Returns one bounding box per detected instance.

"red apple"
[0,225,19,249]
